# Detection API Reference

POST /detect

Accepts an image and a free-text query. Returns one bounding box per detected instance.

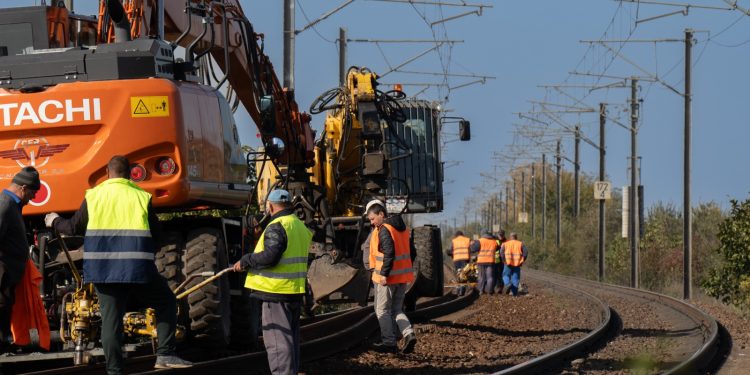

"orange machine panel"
[0,78,246,215]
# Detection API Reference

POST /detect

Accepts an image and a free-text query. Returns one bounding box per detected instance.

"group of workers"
[449,229,528,296]
[0,157,422,375]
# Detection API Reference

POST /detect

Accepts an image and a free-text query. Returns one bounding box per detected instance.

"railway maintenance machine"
[0,0,469,366]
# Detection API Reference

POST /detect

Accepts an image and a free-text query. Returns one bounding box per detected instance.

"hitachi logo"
[0,98,102,126]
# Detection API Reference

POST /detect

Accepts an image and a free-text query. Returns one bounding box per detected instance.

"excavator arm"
[99,0,314,176]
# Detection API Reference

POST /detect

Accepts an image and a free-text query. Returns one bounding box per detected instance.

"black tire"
[155,231,188,327]
[184,227,231,347]
[412,225,444,297]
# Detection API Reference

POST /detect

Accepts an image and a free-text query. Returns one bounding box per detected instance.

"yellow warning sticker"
[130,96,170,118]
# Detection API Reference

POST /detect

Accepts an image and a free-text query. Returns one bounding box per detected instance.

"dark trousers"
[492,264,504,292]
[95,277,177,375]
[476,264,494,294]
[261,300,301,375]
[0,267,16,345]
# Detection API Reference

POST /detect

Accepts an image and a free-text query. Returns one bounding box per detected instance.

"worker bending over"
[448,231,471,272]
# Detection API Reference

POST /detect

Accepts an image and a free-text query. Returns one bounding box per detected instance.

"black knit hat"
[12,166,40,190]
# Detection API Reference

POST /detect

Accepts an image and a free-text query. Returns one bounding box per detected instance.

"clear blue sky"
[15,1,750,224]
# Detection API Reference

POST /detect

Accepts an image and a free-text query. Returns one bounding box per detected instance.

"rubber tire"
[155,231,188,327]
[184,227,231,347]
[412,225,444,297]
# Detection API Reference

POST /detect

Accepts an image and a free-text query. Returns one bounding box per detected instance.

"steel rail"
[20,290,476,375]
[492,273,614,375]
[522,269,721,375]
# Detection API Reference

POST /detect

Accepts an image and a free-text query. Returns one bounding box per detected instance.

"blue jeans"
[476,264,494,294]
[502,265,521,296]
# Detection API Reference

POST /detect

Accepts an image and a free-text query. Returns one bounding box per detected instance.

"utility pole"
[573,124,581,219]
[599,103,607,282]
[283,0,295,92]
[532,163,536,238]
[339,28,347,86]
[630,77,639,289]
[521,171,526,219]
[505,184,509,227]
[513,178,517,224]
[556,140,562,250]
[542,154,546,241]
[684,29,693,300]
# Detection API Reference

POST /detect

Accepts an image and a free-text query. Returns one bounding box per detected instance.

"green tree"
[702,198,750,310]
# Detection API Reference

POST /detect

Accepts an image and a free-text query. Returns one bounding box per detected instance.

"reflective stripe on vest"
[84,178,155,283]
[451,236,471,261]
[245,213,312,294]
[504,240,524,267]
[477,238,498,264]
[369,223,415,285]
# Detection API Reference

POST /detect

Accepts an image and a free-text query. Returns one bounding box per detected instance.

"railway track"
[511,269,722,375]
[13,289,475,375]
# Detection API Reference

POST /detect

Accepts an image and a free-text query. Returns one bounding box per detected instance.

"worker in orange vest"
[447,231,471,272]
[366,200,417,354]
[500,233,528,296]
[472,231,499,295]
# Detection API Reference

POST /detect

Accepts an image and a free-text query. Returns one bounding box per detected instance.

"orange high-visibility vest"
[477,238,498,264]
[370,224,415,285]
[451,236,471,261]
[11,259,51,350]
[503,239,525,267]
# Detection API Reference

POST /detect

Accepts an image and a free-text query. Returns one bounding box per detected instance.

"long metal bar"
[366,0,493,8]
[532,163,536,238]
[542,154,546,241]
[573,124,581,219]
[618,0,734,11]
[296,0,355,34]
[513,178,517,223]
[684,29,693,300]
[347,39,463,43]
[380,44,444,77]
[599,103,606,282]
[505,184,509,227]
[521,171,526,219]
[339,28,346,86]
[283,0,295,91]
[630,78,639,289]
[556,141,562,249]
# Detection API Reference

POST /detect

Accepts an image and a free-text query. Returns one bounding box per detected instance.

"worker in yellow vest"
[233,189,312,375]
[500,233,528,296]
[448,231,471,271]
[473,231,499,295]
[46,156,192,373]
[366,199,417,354]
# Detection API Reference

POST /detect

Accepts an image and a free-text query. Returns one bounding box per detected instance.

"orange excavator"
[0,0,463,364]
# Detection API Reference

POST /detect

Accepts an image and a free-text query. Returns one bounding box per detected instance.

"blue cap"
[267,189,291,203]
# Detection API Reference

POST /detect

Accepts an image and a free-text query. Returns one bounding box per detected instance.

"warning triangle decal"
[133,100,150,115]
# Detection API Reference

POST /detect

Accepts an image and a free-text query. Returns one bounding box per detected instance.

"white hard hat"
[365,199,385,215]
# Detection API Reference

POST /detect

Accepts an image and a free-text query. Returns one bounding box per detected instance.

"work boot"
[502,284,511,295]
[400,333,417,354]
[154,355,194,369]
[372,341,398,353]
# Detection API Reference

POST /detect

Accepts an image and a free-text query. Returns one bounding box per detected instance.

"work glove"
[44,212,60,228]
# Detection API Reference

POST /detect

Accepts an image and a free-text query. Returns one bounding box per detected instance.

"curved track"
[508,269,722,375]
